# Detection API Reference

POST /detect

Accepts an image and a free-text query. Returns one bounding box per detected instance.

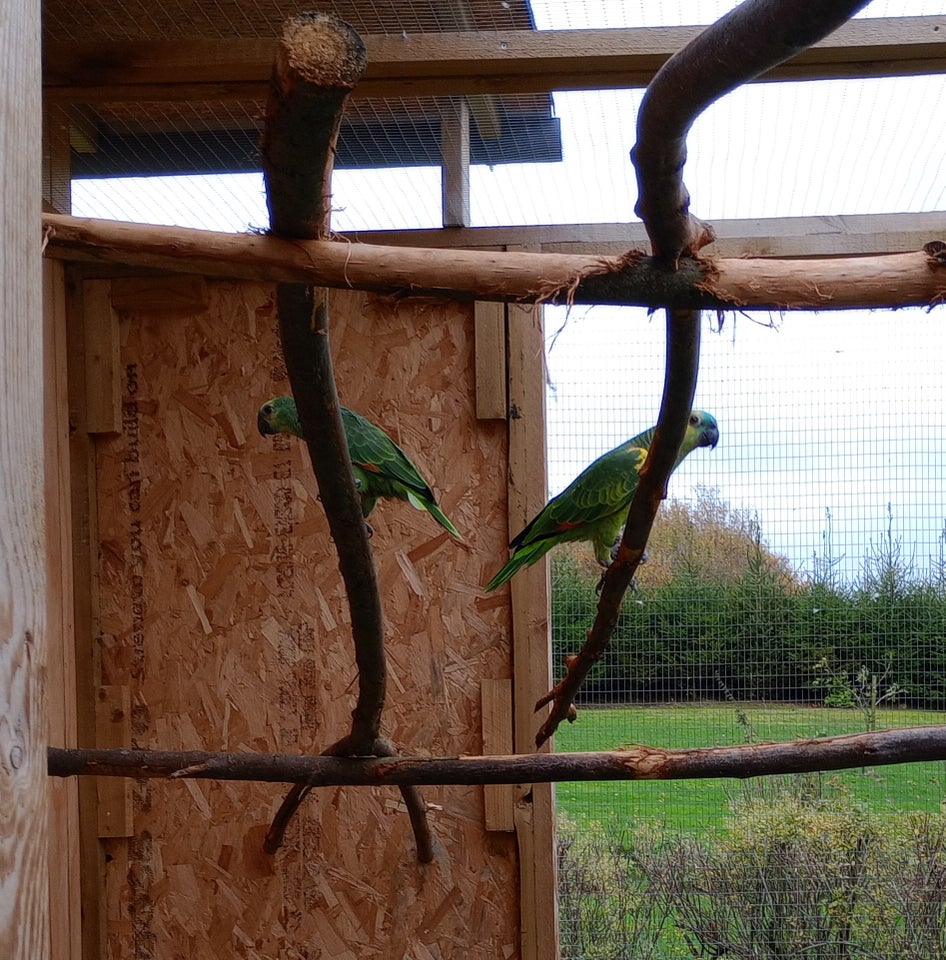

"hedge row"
[552,553,946,706]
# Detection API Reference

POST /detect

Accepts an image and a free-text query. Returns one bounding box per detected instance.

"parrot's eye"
[689,414,699,425]
[262,404,273,415]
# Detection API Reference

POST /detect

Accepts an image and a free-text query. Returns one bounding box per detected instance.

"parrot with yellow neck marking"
[484,410,719,591]
[257,395,463,540]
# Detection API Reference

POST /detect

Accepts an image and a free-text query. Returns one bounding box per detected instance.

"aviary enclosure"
[2,1,944,958]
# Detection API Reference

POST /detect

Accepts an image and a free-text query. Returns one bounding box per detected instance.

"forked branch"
[261,12,432,860]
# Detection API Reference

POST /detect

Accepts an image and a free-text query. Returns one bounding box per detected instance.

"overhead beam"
[350,211,946,259]
[43,16,946,103]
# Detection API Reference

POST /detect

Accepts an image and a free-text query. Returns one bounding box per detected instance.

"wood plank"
[41,105,71,214]
[44,260,82,960]
[481,679,515,832]
[110,274,209,315]
[43,17,946,103]
[1,0,49,955]
[505,288,559,960]
[82,280,121,435]
[354,210,946,258]
[94,686,134,838]
[474,301,506,420]
[65,268,108,960]
[440,98,470,229]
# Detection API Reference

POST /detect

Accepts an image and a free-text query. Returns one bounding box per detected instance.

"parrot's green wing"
[484,442,647,591]
[512,441,648,551]
[484,411,720,591]
[341,407,463,539]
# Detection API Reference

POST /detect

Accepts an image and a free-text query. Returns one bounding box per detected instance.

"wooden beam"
[43,260,82,960]
[94,686,133,838]
[81,280,122,435]
[355,211,946,258]
[441,98,471,228]
[2,0,49,957]
[43,17,946,103]
[66,268,108,960]
[474,301,507,420]
[480,679,515,831]
[505,289,559,960]
[42,213,946,311]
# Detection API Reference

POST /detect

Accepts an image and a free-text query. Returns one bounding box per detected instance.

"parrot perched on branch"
[484,410,719,591]
[257,395,463,540]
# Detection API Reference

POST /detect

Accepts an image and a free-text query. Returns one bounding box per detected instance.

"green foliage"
[559,799,946,960]
[551,492,946,707]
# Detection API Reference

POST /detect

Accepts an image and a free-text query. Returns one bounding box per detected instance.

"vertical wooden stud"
[44,260,82,960]
[441,97,471,228]
[66,270,108,960]
[506,286,559,960]
[42,105,72,215]
[481,679,516,831]
[82,280,122,435]
[1,1,50,956]
[94,686,134,838]
[475,300,507,420]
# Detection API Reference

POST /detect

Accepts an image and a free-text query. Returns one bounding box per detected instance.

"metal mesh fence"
[547,304,946,959]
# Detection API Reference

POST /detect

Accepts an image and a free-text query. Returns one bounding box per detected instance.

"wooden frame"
[44,17,946,102]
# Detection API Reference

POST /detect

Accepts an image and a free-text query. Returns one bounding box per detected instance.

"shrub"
[559,799,946,960]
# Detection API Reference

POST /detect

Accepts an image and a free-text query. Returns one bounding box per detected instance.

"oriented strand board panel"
[93,280,521,958]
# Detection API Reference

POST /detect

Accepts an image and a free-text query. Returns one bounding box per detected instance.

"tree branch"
[536,0,877,746]
[260,12,433,860]
[534,309,700,746]
[47,726,946,784]
[42,213,946,310]
[632,0,872,266]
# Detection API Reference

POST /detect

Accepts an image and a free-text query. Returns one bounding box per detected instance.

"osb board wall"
[93,279,518,959]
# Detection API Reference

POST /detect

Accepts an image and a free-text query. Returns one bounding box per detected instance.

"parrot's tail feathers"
[427,503,464,541]
[484,540,551,592]
[407,490,464,541]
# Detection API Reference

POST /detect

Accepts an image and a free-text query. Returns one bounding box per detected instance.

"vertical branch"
[536,0,870,746]
[260,12,432,860]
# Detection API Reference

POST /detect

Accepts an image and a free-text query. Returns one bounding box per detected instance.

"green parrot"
[257,395,463,540]
[484,410,719,591]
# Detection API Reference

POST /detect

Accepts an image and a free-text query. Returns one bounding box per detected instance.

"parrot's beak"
[257,411,274,436]
[700,424,720,449]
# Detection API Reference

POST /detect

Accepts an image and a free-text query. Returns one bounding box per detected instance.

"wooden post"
[1,1,50,957]
[505,274,559,960]
[44,261,82,960]
[441,97,471,228]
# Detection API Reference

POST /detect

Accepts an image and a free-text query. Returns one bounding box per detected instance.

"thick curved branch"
[534,309,701,746]
[261,13,433,860]
[47,726,946,784]
[632,0,871,265]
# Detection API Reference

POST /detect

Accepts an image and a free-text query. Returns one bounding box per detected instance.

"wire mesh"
[46,2,946,955]
[548,304,946,960]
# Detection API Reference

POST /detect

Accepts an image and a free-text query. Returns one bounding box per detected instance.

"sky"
[70,0,946,581]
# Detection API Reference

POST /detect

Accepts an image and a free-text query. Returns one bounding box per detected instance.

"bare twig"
[47,726,946,784]
[632,0,872,267]
[261,12,433,859]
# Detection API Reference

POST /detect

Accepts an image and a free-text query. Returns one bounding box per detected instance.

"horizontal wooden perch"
[48,725,946,786]
[43,214,946,311]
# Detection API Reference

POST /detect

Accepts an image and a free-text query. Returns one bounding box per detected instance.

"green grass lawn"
[554,703,946,833]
